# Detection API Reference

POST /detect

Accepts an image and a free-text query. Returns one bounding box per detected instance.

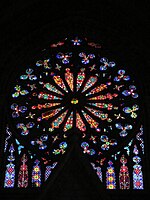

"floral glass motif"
[99,57,116,71]
[12,85,29,98]
[56,52,72,64]
[16,122,35,135]
[53,142,68,155]
[31,134,48,150]
[11,103,27,118]
[100,135,117,150]
[115,123,132,137]
[81,142,96,156]
[123,104,139,118]
[20,68,37,81]
[71,37,82,45]
[122,85,138,98]
[79,52,95,64]
[36,58,51,69]
[114,70,130,82]
[3,36,144,190]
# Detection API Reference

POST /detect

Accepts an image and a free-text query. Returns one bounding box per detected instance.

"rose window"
[3,36,144,190]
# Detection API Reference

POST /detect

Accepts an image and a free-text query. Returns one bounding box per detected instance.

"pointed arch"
[0,36,146,195]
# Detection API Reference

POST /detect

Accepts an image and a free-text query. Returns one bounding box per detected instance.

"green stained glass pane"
[12,92,19,98]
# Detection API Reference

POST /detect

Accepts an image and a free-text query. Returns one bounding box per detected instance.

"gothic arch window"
[0,36,145,193]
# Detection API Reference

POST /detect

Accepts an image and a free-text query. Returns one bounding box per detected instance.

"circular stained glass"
[8,36,141,160]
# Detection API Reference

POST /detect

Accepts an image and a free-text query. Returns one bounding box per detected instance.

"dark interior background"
[0,1,150,200]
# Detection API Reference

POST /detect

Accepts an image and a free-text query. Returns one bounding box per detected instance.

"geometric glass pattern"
[0,36,144,189]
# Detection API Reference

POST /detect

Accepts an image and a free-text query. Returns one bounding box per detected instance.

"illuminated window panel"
[82,76,98,93]
[76,68,86,91]
[2,36,144,190]
[65,68,74,91]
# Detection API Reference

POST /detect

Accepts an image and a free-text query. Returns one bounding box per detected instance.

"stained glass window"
[0,36,145,190]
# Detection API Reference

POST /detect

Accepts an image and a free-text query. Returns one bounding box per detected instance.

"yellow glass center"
[71,98,78,104]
